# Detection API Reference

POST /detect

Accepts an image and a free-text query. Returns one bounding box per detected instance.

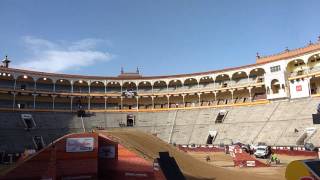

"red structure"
[231,146,269,168]
[0,132,166,180]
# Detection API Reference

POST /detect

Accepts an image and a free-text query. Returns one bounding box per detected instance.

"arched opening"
[36,95,53,109]
[184,94,199,107]
[168,80,182,92]
[54,96,71,110]
[169,95,183,108]
[153,81,167,93]
[215,74,230,88]
[106,81,121,93]
[0,91,14,108]
[200,92,215,106]
[199,76,214,89]
[231,71,248,84]
[122,81,137,92]
[90,81,105,93]
[106,97,121,110]
[271,79,280,94]
[183,78,198,89]
[90,96,105,110]
[73,80,89,93]
[0,72,14,89]
[287,59,306,76]
[216,90,232,105]
[307,54,320,73]
[36,77,54,92]
[138,81,152,93]
[310,76,320,95]
[16,75,35,91]
[138,96,152,109]
[249,68,265,83]
[73,96,88,110]
[122,96,136,110]
[154,96,167,109]
[252,86,267,101]
[55,79,71,93]
[233,88,250,103]
[15,93,34,109]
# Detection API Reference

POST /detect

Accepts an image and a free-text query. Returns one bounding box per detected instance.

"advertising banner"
[66,137,94,152]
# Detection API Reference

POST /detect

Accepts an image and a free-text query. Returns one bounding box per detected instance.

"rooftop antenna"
[256,52,260,59]
[285,47,289,52]
[121,67,124,74]
[2,55,11,68]
[136,66,140,74]
[309,40,313,45]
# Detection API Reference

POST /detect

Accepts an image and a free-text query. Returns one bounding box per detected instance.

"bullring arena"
[1,39,320,179]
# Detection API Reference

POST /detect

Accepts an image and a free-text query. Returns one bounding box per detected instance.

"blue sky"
[0,0,319,76]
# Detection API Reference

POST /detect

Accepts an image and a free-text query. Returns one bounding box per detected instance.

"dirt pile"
[99,129,282,180]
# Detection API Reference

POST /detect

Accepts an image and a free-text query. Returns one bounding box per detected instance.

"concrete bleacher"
[1,97,320,153]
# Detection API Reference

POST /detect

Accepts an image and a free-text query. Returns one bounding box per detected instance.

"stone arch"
[36,77,54,91]
[122,81,137,91]
[90,81,105,93]
[307,54,320,72]
[106,81,121,93]
[0,71,15,89]
[183,78,198,88]
[199,76,214,88]
[310,76,320,95]
[168,79,182,91]
[153,80,167,93]
[55,79,72,92]
[73,80,89,93]
[16,75,35,90]
[184,93,199,107]
[215,74,230,88]
[138,81,152,93]
[249,68,265,78]
[231,71,248,83]
[271,79,280,94]
[286,59,306,74]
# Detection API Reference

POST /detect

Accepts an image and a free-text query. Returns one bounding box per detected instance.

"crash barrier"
[178,145,225,152]
[230,145,269,168]
[271,146,318,157]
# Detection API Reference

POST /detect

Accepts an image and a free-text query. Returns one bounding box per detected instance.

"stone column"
[182,94,186,108]
[104,96,107,110]
[120,96,123,109]
[52,95,56,110]
[136,96,139,110]
[198,93,201,106]
[151,96,155,109]
[166,95,170,108]
[70,96,74,111]
[248,87,253,102]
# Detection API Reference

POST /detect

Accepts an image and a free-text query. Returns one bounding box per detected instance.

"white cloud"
[14,36,113,72]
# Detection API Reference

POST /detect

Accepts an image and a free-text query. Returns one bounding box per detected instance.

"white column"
[136,96,139,110]
[120,96,123,109]
[231,90,234,104]
[12,92,16,110]
[182,94,185,108]
[198,93,201,106]
[248,87,252,102]
[104,96,107,110]
[53,82,56,92]
[52,95,56,110]
[167,95,170,108]
[70,96,73,111]
[88,96,91,110]
[151,96,154,109]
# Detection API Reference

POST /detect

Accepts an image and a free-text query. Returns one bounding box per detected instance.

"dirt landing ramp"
[99,129,282,180]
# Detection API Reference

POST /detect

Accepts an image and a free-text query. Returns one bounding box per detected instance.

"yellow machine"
[286,159,320,180]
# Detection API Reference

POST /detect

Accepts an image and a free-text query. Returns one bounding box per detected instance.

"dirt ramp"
[99,129,278,180]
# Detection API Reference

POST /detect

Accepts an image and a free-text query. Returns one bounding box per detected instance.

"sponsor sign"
[296,85,302,92]
[66,137,94,152]
[246,161,256,167]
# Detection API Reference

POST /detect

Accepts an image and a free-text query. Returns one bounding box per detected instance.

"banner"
[66,137,94,152]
